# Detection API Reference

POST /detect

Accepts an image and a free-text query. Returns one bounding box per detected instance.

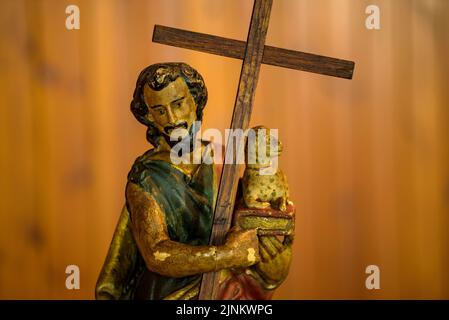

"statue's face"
[143,77,197,138]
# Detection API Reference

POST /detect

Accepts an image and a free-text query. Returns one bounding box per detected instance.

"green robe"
[96,149,215,300]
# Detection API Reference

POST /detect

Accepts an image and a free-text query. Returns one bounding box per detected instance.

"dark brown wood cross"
[152,0,355,299]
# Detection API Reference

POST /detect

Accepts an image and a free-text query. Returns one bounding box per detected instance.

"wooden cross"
[152,0,355,299]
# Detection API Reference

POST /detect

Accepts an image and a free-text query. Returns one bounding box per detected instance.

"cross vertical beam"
[198,0,273,300]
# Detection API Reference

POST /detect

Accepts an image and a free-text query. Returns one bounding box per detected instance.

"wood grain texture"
[153,25,354,79]
[198,0,273,300]
[1,0,448,300]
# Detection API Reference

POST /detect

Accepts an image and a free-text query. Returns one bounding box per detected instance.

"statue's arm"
[126,182,259,278]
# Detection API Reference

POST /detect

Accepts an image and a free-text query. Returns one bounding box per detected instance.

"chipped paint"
[247,248,256,262]
[206,246,217,258]
[154,251,171,261]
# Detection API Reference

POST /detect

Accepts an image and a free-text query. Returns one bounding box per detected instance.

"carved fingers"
[224,227,260,267]
[255,236,292,284]
[259,236,283,262]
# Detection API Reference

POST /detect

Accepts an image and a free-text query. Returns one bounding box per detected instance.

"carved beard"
[163,121,188,136]
[162,120,200,154]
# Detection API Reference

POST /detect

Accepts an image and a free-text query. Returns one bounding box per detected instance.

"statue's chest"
[150,163,215,245]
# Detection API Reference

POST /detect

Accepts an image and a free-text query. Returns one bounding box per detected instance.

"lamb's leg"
[279,197,287,212]
[273,197,287,211]
[244,194,271,209]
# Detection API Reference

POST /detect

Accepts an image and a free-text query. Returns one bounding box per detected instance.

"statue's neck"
[152,140,209,178]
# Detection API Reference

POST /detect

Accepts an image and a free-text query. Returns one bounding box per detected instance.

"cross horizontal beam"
[153,25,355,80]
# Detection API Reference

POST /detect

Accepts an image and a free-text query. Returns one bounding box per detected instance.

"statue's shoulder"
[127,148,158,185]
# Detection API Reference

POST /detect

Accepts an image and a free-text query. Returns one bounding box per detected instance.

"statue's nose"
[166,106,176,123]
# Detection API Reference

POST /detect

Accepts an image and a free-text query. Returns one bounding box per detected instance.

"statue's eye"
[173,97,184,108]
[176,101,182,108]
[157,108,165,115]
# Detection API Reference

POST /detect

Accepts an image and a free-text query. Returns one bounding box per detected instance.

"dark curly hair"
[130,62,208,146]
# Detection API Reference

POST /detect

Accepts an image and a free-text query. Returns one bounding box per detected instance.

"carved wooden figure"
[96,0,354,300]
[96,63,291,299]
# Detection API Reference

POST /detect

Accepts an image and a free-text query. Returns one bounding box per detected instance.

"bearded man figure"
[95,63,293,300]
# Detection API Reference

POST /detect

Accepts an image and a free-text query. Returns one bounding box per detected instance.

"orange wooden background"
[0,0,448,299]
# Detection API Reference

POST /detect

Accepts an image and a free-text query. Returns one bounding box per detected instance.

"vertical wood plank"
[199,0,273,300]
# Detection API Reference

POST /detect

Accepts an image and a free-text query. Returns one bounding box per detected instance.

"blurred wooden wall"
[0,0,448,299]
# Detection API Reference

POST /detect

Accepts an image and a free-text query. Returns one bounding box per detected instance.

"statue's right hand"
[222,226,260,268]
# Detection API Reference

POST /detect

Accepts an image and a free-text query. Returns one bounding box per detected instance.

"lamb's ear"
[245,128,258,165]
[268,135,282,155]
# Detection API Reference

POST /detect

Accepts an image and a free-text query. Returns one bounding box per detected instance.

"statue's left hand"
[255,235,293,285]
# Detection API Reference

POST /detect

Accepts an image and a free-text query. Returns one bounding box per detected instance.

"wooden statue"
[96,0,355,300]
[95,63,294,300]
